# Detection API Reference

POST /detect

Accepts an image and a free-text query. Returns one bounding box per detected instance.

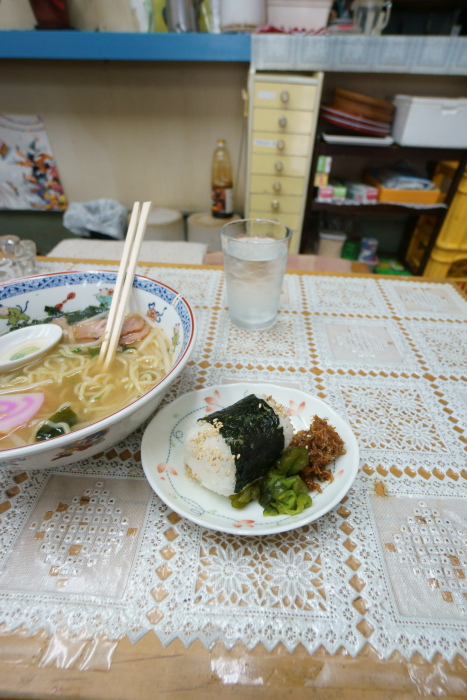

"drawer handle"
[273,181,282,192]
[271,200,280,212]
[274,161,284,173]
[280,90,289,104]
[278,116,287,128]
[276,139,285,151]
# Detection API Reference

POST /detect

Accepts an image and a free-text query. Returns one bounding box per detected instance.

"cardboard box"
[314,172,329,187]
[345,181,378,204]
[316,155,332,174]
[363,173,441,205]
[330,181,347,203]
[316,186,333,202]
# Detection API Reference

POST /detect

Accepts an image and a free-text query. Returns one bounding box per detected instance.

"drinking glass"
[220,218,292,331]
[0,236,37,283]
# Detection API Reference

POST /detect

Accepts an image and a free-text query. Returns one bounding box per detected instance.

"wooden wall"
[0,57,465,218]
[1,59,249,215]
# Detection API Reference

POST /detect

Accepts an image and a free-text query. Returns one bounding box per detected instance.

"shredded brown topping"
[289,415,346,492]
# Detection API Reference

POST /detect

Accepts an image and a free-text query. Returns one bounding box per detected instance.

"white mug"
[220,0,266,33]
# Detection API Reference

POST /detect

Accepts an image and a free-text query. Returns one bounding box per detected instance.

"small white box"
[392,95,467,148]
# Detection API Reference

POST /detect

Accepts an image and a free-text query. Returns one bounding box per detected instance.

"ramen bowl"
[0,270,196,470]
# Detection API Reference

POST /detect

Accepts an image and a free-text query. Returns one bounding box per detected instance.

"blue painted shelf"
[0,30,251,61]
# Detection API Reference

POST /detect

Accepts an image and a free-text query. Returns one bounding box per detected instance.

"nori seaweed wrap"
[184,393,293,496]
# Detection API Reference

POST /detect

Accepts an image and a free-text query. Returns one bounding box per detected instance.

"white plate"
[321,104,392,129]
[141,383,359,536]
[322,133,394,146]
[320,113,389,136]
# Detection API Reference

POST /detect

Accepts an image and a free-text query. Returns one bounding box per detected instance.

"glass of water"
[220,219,292,331]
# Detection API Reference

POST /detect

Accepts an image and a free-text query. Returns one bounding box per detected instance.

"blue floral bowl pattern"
[0,270,196,470]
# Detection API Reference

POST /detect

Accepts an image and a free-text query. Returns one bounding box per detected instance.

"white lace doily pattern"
[401,319,467,377]
[379,278,467,321]
[0,265,466,663]
[310,316,422,374]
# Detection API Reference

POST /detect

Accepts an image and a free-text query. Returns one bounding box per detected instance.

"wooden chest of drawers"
[245,71,323,254]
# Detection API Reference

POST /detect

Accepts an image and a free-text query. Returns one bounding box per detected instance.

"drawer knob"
[273,181,282,192]
[280,90,289,104]
[276,139,285,151]
[274,161,284,173]
[278,116,287,128]
[271,200,280,211]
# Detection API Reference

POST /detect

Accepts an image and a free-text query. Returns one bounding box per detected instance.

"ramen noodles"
[0,314,173,449]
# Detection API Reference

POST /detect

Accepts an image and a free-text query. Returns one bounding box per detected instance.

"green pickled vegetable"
[229,481,261,509]
[274,445,309,475]
[35,405,79,442]
[228,446,312,517]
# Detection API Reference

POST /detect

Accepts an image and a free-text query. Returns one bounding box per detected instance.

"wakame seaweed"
[44,304,105,325]
[203,394,285,493]
[3,304,107,334]
[35,405,79,442]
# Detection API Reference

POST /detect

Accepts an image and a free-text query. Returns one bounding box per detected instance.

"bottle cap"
[217,139,225,146]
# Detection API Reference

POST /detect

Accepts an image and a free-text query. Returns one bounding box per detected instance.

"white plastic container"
[0,0,35,29]
[187,211,240,252]
[267,0,333,31]
[317,231,347,258]
[68,0,153,32]
[392,95,467,148]
[145,208,184,241]
[221,0,266,33]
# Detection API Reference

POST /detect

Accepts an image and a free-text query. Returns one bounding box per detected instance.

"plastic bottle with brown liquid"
[211,139,233,219]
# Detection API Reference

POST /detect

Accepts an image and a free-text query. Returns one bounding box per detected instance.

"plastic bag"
[63,199,128,240]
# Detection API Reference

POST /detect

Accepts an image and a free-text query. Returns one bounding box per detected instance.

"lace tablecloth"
[1,261,466,664]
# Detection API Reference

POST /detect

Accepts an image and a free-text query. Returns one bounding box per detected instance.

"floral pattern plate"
[141,383,359,536]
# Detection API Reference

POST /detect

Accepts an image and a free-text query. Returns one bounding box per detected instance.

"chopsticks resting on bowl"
[99,200,152,369]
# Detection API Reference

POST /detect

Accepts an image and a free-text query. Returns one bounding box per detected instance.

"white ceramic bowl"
[0,270,196,470]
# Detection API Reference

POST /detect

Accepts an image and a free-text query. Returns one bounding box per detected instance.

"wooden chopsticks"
[99,201,152,369]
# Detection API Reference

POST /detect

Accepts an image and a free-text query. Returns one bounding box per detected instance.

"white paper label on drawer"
[254,138,278,148]
[257,90,276,100]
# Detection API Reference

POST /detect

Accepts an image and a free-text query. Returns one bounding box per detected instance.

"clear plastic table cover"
[0,262,466,666]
